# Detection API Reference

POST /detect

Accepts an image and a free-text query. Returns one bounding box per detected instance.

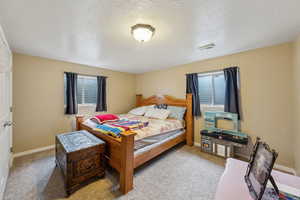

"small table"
[214,158,300,200]
[56,130,105,195]
[201,135,246,158]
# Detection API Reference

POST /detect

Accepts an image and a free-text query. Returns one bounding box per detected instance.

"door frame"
[0,25,13,166]
[0,24,13,200]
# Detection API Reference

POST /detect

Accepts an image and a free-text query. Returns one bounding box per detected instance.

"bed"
[75,94,194,194]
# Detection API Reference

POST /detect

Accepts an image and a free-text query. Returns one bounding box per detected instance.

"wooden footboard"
[76,115,135,194]
[119,131,135,193]
[75,93,193,194]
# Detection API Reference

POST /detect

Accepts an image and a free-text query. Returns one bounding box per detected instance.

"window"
[198,71,225,106]
[64,75,97,105]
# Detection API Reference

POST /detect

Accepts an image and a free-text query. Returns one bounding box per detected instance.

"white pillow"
[128,106,147,116]
[128,105,154,116]
[144,108,171,120]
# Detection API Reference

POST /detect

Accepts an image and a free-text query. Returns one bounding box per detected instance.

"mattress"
[134,129,185,155]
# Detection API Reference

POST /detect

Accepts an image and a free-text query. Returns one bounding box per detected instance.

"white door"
[0,25,12,200]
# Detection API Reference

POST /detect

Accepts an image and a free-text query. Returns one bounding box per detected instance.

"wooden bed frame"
[75,94,194,194]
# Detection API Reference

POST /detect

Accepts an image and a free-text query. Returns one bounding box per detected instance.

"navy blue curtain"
[65,72,78,115]
[186,73,201,117]
[224,67,241,119]
[96,76,107,112]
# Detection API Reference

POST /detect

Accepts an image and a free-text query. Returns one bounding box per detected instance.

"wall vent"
[198,43,216,50]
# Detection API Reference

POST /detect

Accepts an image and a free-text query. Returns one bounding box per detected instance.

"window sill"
[201,104,224,112]
[78,104,96,107]
[64,104,96,108]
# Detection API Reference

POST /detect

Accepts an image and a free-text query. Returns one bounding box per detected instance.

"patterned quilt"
[93,119,149,138]
[84,113,184,141]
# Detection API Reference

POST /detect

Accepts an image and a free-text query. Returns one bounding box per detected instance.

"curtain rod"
[186,69,223,76]
[64,71,108,78]
[185,66,239,76]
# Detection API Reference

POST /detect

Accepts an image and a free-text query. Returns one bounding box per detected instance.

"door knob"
[3,121,14,128]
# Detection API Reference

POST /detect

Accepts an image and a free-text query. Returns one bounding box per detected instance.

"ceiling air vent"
[198,43,215,50]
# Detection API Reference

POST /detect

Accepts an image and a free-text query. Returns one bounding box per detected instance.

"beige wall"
[136,43,294,167]
[13,53,136,153]
[293,37,300,175]
[13,42,297,169]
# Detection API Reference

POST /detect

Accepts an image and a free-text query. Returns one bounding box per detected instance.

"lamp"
[131,24,155,42]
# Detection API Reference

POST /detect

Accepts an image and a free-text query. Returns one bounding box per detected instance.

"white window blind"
[64,75,97,105]
[198,71,225,106]
[77,75,97,104]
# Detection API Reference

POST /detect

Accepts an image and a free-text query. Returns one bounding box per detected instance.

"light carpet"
[4,145,225,200]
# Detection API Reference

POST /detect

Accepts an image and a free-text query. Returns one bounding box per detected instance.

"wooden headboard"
[135,94,194,146]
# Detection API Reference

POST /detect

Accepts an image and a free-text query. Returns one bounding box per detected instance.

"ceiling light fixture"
[131,24,155,42]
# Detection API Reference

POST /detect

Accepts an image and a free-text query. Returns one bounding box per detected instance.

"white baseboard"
[2,145,55,198]
[13,145,55,159]
[194,142,201,147]
[9,153,13,168]
[274,164,297,175]
[235,153,296,175]
[194,142,296,175]
[235,152,250,160]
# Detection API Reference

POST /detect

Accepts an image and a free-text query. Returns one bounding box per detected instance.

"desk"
[214,158,300,200]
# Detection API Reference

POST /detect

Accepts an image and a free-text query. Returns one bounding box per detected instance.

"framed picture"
[244,138,278,200]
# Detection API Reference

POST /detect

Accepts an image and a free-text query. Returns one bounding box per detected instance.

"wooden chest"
[55,130,105,195]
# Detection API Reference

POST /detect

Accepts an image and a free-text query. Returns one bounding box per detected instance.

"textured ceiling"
[0,0,300,73]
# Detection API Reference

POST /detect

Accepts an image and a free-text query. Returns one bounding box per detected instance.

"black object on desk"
[201,129,248,145]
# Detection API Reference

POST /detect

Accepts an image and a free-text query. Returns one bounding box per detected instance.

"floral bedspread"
[118,114,184,141]
[83,113,184,141]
